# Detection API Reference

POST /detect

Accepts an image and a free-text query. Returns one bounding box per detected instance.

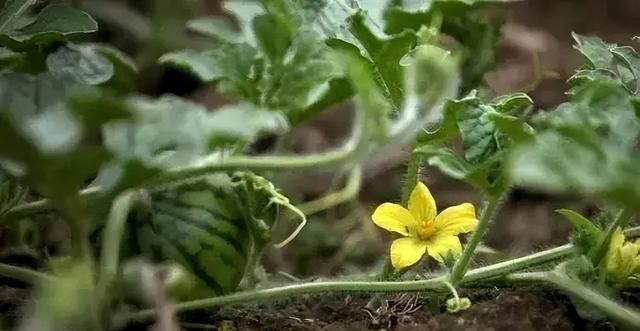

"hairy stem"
[122,241,575,322]
[507,271,640,328]
[449,193,503,285]
[400,147,421,206]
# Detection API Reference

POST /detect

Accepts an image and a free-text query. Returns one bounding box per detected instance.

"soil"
[161,289,597,331]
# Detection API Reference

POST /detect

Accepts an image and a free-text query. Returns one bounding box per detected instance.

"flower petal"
[390,237,428,270]
[425,234,462,263]
[433,203,478,236]
[408,182,437,223]
[372,203,416,236]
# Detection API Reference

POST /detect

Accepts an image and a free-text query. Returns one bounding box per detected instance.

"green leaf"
[252,13,292,64]
[611,46,640,94]
[572,33,615,69]
[284,2,415,108]
[0,0,37,33]
[570,33,640,94]
[413,146,470,180]
[46,43,114,85]
[264,29,345,121]
[491,92,533,114]
[556,209,603,255]
[413,144,498,191]
[456,93,500,164]
[486,112,534,143]
[3,5,97,46]
[417,92,475,144]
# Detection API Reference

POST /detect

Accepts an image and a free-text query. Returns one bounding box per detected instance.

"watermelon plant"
[1,0,640,330]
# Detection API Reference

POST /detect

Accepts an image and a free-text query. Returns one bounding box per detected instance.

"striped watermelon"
[126,172,278,298]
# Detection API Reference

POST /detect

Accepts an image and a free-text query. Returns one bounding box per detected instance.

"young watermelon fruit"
[123,172,281,299]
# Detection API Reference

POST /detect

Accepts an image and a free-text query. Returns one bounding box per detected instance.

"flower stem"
[401,146,421,206]
[449,193,503,285]
[507,271,640,328]
[379,147,422,280]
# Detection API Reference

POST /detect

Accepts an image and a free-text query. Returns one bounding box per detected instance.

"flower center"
[417,222,436,240]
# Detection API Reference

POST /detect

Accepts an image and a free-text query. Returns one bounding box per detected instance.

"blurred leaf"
[0,72,129,198]
[384,0,509,33]
[0,45,23,68]
[95,95,287,194]
[0,5,97,49]
[46,43,114,85]
[0,0,37,33]
[252,13,291,64]
[0,72,73,162]
[384,0,506,91]
[206,103,289,147]
[223,0,264,46]
[89,43,138,92]
[159,50,219,82]
[509,81,640,208]
[186,16,242,43]
[171,0,501,127]
[343,48,392,145]
[540,81,638,149]
[66,89,132,130]
[101,96,288,183]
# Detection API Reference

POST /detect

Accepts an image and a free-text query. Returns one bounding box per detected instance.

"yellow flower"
[605,227,640,285]
[372,182,478,270]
